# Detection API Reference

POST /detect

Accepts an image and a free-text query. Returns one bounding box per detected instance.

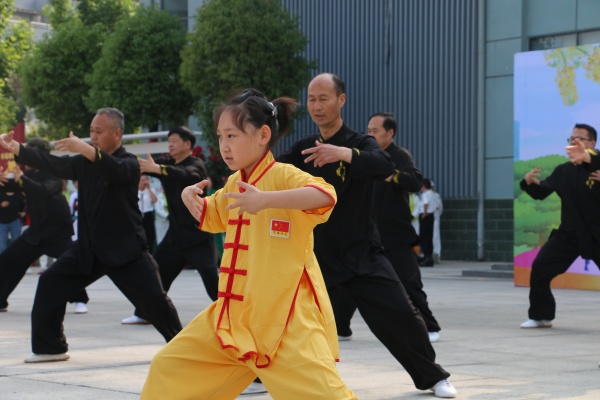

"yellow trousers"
[141,276,357,400]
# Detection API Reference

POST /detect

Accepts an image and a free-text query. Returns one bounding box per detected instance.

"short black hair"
[27,137,51,153]
[369,112,397,136]
[168,126,196,148]
[422,178,432,189]
[574,123,597,142]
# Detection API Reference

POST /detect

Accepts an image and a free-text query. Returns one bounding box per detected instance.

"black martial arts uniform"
[132,155,218,320]
[0,169,77,309]
[374,142,441,332]
[520,149,600,321]
[16,144,182,355]
[278,124,450,390]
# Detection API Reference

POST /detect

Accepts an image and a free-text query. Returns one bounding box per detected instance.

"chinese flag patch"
[270,219,290,238]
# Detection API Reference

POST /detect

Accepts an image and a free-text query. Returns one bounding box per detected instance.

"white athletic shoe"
[121,315,151,325]
[430,379,457,398]
[240,381,267,395]
[24,353,70,363]
[520,319,552,329]
[338,334,352,342]
[428,331,440,343]
[74,302,88,314]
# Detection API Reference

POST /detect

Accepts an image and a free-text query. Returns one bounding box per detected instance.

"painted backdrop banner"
[513,44,600,290]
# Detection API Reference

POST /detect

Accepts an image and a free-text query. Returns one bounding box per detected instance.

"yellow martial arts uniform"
[141,151,357,400]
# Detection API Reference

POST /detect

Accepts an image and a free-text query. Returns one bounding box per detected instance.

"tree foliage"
[18,0,136,139]
[85,6,192,133]
[513,155,565,250]
[19,19,103,137]
[181,0,315,145]
[0,0,33,131]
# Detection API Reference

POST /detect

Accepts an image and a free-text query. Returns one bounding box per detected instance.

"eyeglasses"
[566,136,592,143]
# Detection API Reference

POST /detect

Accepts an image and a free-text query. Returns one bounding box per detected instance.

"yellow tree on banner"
[545,45,600,106]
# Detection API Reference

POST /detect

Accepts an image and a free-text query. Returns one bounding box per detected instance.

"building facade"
[14,0,600,261]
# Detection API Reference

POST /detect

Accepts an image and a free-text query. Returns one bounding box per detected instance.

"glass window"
[579,30,600,45]
[529,34,576,51]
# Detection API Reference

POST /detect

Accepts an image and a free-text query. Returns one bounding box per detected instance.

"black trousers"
[419,214,434,255]
[142,211,156,252]
[331,245,441,334]
[31,247,182,354]
[330,274,449,390]
[134,237,219,319]
[0,234,88,309]
[528,230,600,320]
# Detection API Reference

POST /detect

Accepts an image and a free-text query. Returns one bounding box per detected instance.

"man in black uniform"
[121,126,219,325]
[369,112,442,340]
[329,113,443,343]
[519,123,600,329]
[0,138,78,312]
[0,108,182,363]
[278,73,457,398]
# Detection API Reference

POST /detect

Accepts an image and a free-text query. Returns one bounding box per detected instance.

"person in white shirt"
[430,181,443,263]
[154,188,169,244]
[418,179,435,266]
[138,174,157,252]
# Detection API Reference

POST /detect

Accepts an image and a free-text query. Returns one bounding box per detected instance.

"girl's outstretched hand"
[181,180,210,221]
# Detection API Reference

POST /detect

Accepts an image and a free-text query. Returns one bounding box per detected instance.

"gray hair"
[96,108,125,133]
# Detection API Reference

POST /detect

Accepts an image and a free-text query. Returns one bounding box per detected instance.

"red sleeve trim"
[303,184,335,215]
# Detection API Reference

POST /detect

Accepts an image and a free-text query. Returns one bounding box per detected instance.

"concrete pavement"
[1,261,599,399]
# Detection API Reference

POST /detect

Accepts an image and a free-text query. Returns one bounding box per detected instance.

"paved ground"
[1,261,599,399]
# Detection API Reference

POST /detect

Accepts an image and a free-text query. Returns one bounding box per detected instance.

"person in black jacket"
[328,113,443,343]
[371,112,442,339]
[277,73,457,398]
[0,108,182,363]
[0,138,78,312]
[519,123,600,329]
[120,126,218,325]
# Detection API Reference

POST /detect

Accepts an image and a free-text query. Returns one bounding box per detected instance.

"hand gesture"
[301,140,352,167]
[524,167,541,185]
[589,170,600,182]
[224,181,264,215]
[566,139,591,164]
[0,131,17,153]
[12,165,23,182]
[139,153,160,174]
[181,179,210,222]
[54,132,92,155]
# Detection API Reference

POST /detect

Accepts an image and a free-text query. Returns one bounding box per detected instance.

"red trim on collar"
[243,150,270,183]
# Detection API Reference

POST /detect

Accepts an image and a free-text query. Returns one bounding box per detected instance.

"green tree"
[181,0,315,145]
[19,0,135,139]
[0,0,33,131]
[513,156,565,250]
[85,6,192,133]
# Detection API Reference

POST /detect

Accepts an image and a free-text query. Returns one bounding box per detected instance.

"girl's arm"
[224,181,334,215]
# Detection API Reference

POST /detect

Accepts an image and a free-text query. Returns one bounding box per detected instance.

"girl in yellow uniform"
[141,89,357,400]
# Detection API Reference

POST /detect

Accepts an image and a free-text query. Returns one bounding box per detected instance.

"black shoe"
[419,258,434,267]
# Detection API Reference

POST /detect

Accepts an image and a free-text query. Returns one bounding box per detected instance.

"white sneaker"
[24,353,70,363]
[74,302,88,314]
[430,379,457,398]
[338,334,352,342]
[121,315,150,325]
[520,319,552,329]
[240,381,267,395]
[428,331,440,343]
